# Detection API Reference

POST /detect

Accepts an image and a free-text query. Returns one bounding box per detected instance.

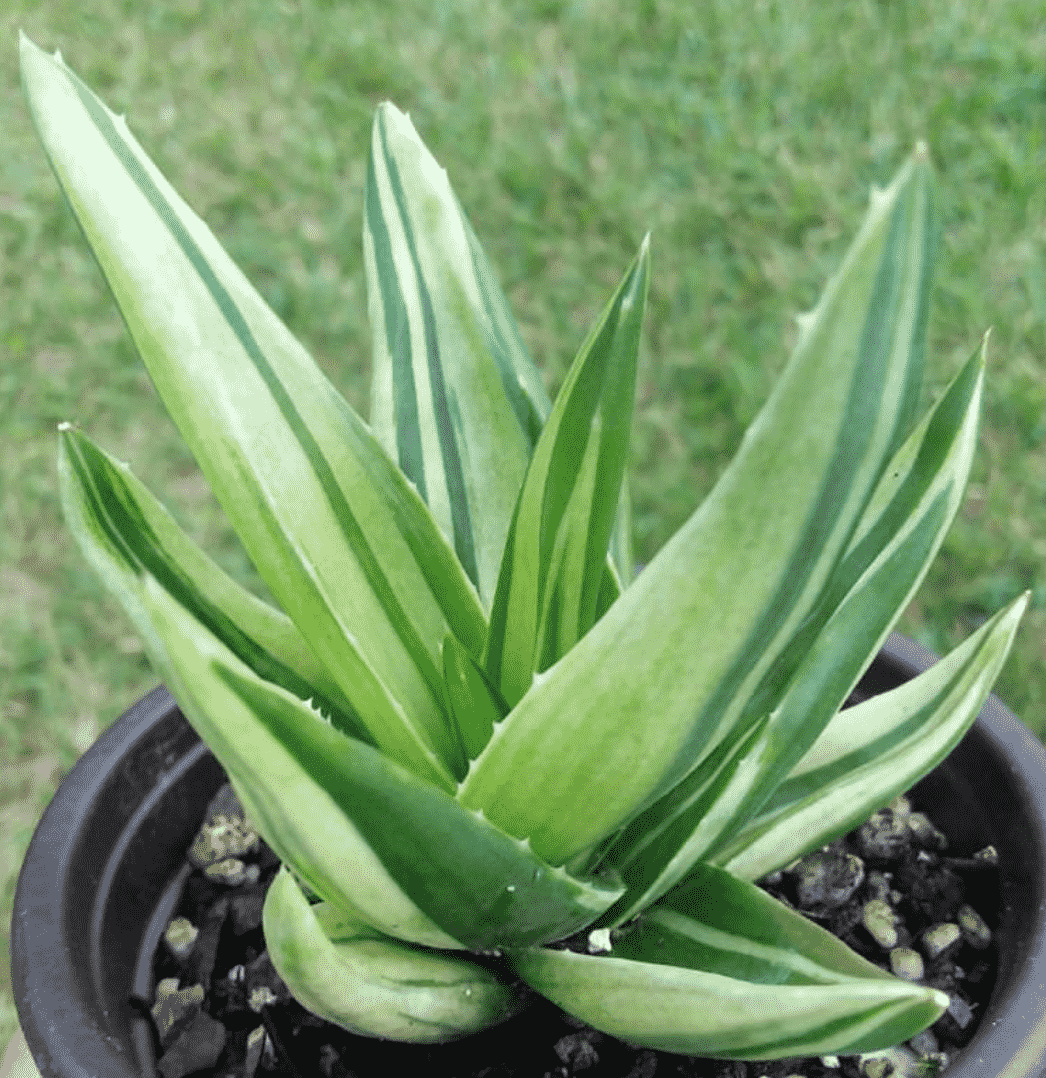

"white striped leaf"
[58,425,374,743]
[483,237,649,706]
[460,146,937,865]
[707,589,1028,882]
[76,554,625,948]
[509,861,947,1059]
[593,341,987,920]
[364,102,632,611]
[263,866,523,1042]
[21,35,485,792]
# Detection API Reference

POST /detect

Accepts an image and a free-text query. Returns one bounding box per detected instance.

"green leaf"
[442,633,509,762]
[509,862,948,1060]
[364,102,548,608]
[21,34,485,792]
[707,589,1029,882]
[364,101,632,614]
[460,146,937,864]
[58,425,371,743]
[106,571,624,949]
[263,865,524,1042]
[593,341,987,920]
[483,236,649,707]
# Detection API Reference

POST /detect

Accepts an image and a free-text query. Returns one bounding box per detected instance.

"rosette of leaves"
[20,32,1026,1061]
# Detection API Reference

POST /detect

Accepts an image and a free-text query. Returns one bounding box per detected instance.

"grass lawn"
[2,0,1045,1053]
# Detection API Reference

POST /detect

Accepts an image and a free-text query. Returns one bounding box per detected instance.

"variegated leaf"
[88,563,624,948]
[263,866,523,1042]
[707,590,1028,882]
[364,101,631,611]
[58,425,371,743]
[22,35,485,792]
[483,236,649,706]
[510,862,947,1060]
[460,146,937,865]
[593,341,986,920]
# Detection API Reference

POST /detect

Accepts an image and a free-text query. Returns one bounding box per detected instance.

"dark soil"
[138,724,999,1078]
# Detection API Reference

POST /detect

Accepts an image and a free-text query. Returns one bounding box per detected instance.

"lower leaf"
[509,861,948,1060]
[263,866,524,1042]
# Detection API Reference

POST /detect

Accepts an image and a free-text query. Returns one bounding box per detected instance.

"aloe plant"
[20,31,1026,1061]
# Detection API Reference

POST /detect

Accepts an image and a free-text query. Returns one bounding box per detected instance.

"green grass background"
[2,0,1045,1052]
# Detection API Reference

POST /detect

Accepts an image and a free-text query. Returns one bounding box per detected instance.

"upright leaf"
[594,341,986,919]
[460,148,937,864]
[483,237,649,706]
[22,36,486,791]
[364,102,547,607]
[364,102,633,611]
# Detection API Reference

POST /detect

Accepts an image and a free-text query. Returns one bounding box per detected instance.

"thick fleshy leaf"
[460,146,936,864]
[593,342,986,920]
[263,866,523,1042]
[442,633,508,762]
[21,35,485,792]
[706,589,1029,882]
[363,102,546,607]
[95,568,624,949]
[483,236,649,707]
[364,101,631,613]
[58,424,371,743]
[510,862,947,1059]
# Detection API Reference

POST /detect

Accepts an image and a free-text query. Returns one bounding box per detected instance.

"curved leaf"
[106,571,624,949]
[510,863,947,1060]
[58,425,370,743]
[263,865,524,1042]
[708,590,1028,881]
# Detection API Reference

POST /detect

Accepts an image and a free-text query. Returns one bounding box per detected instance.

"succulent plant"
[20,31,1026,1061]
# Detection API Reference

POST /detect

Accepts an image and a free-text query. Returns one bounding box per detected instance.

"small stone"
[972,845,998,864]
[862,899,900,949]
[203,857,250,886]
[906,813,948,851]
[957,904,992,949]
[946,994,975,1031]
[793,850,865,911]
[865,872,893,902]
[890,947,924,981]
[888,795,912,819]
[151,978,205,1047]
[163,917,198,961]
[820,1056,841,1068]
[244,1025,266,1076]
[860,1046,921,1078]
[860,1059,893,1078]
[188,809,259,869]
[587,927,612,953]
[856,810,910,863]
[921,923,962,962]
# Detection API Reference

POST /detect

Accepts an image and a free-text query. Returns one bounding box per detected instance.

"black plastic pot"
[11,634,1046,1078]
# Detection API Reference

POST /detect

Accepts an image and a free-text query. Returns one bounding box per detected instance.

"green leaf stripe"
[59,426,371,743]
[460,148,936,866]
[708,590,1028,882]
[52,61,450,718]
